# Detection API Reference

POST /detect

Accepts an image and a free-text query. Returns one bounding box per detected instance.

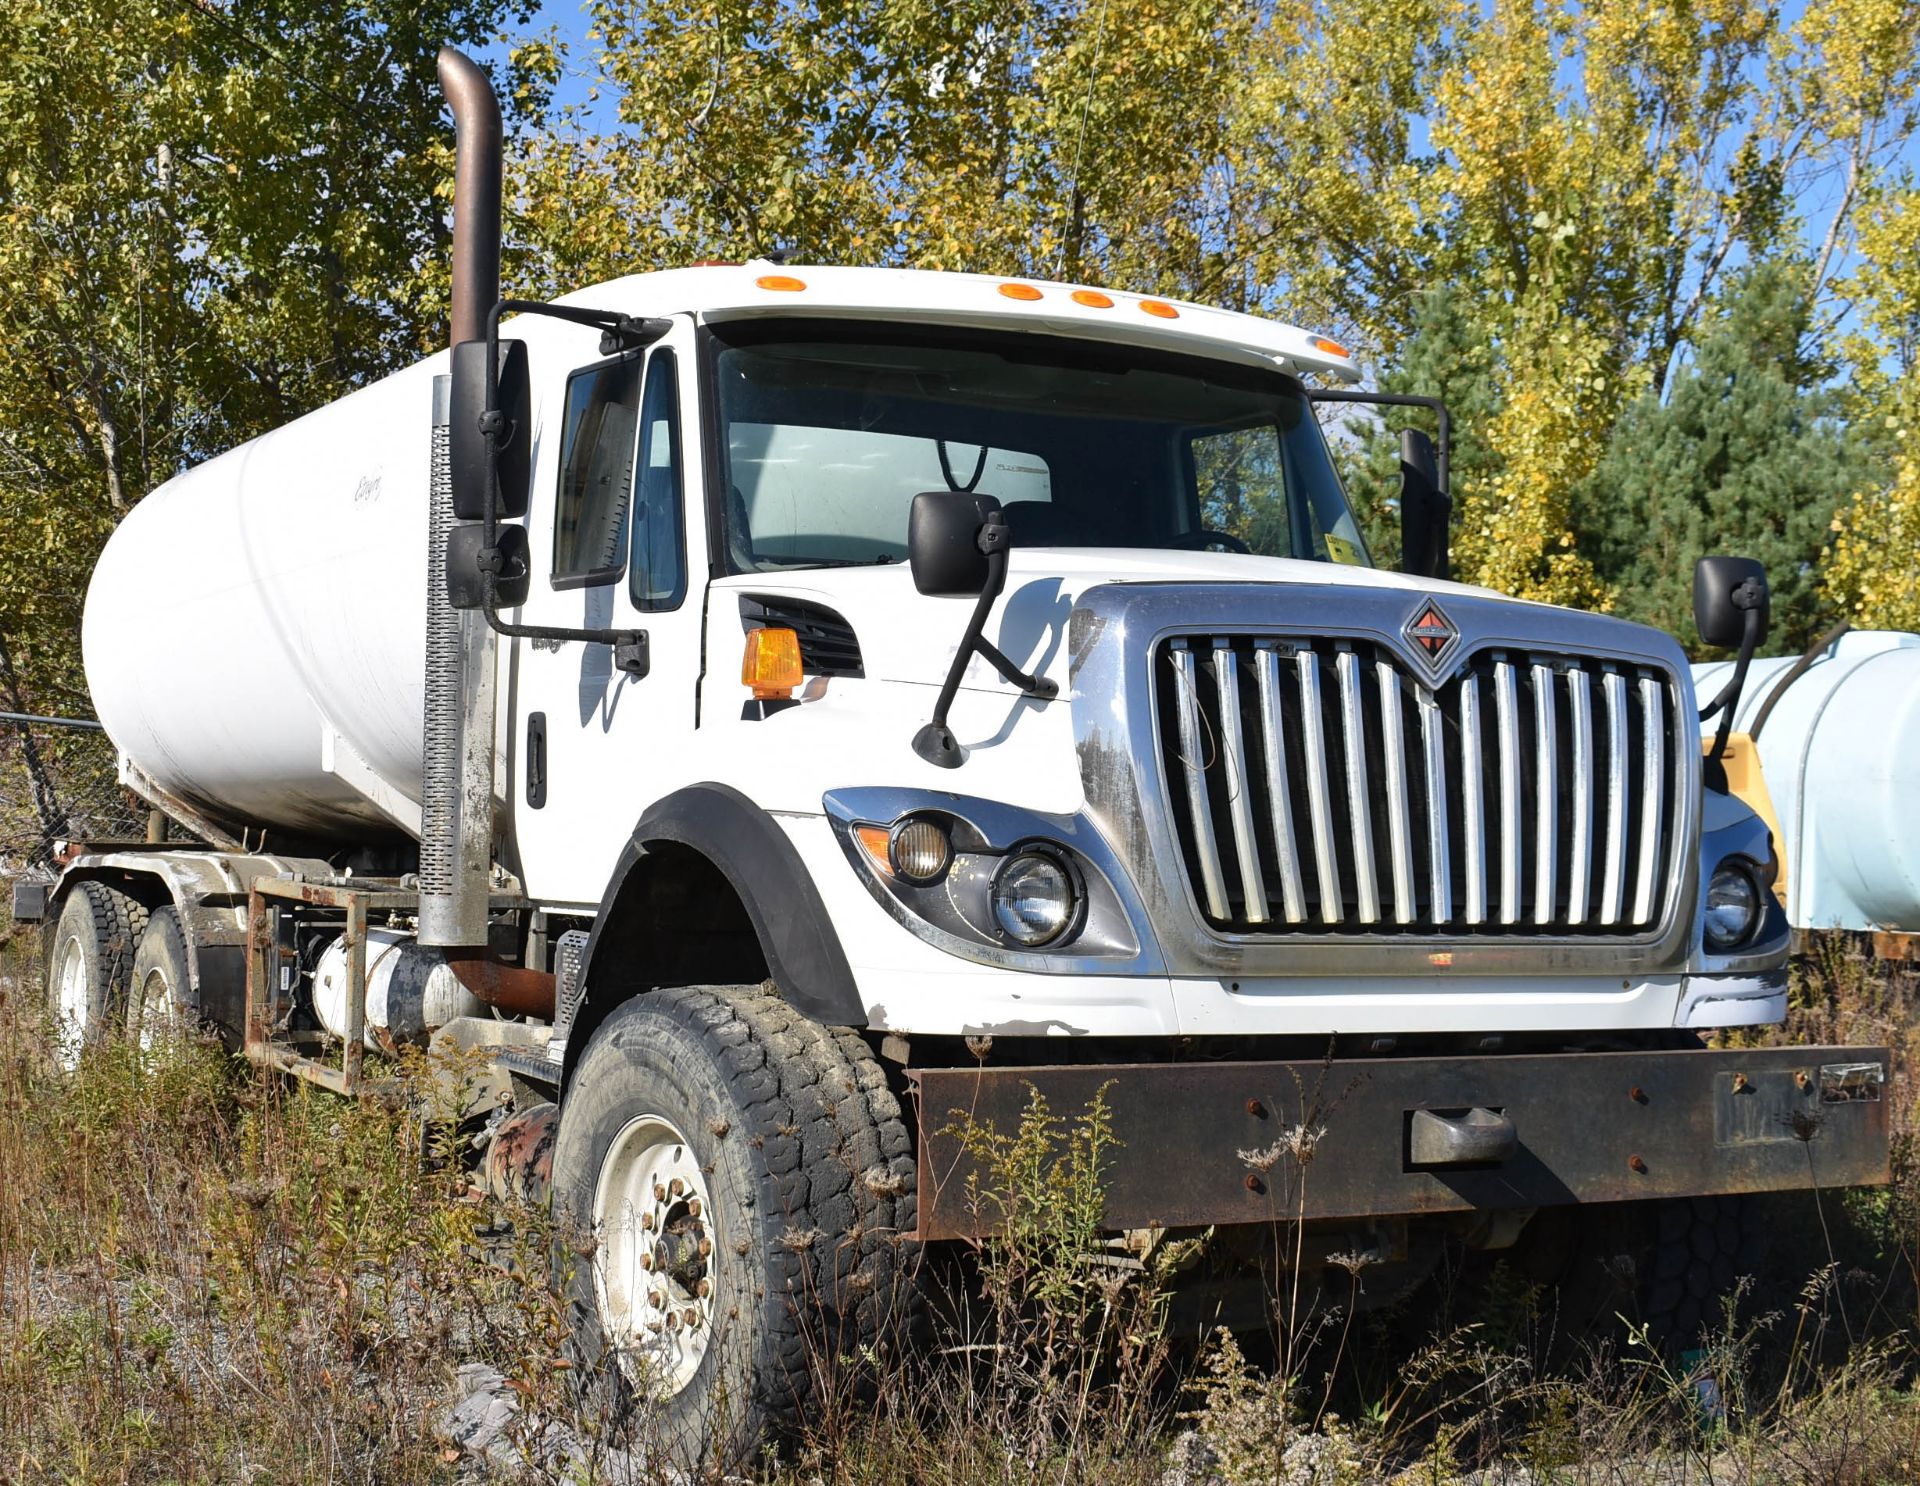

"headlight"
[990,851,1079,946]
[1703,861,1763,951]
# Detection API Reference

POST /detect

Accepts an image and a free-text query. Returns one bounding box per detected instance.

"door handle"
[525,712,547,809]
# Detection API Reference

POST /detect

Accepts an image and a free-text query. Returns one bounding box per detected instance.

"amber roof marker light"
[1071,289,1114,308]
[997,282,1044,301]
[1311,335,1351,358]
[1139,298,1180,319]
[755,274,807,292]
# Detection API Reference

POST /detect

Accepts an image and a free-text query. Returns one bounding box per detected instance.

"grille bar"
[1494,659,1521,926]
[1157,636,1681,938]
[1296,651,1343,924]
[1337,650,1381,924]
[1253,644,1308,923]
[1601,670,1629,926]
[1531,662,1557,927]
[1567,668,1593,925]
[1213,639,1268,924]
[1171,642,1230,920]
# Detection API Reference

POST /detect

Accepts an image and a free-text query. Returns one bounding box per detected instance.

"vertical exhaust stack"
[421,47,503,949]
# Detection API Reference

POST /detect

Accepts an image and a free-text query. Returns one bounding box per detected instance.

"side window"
[629,350,686,611]
[1189,424,1292,557]
[552,355,644,587]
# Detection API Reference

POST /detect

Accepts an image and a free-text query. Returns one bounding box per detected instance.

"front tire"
[550,986,918,1470]
[46,881,147,1065]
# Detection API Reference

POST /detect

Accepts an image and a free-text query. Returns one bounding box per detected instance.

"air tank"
[81,355,445,838]
[1693,631,1920,933]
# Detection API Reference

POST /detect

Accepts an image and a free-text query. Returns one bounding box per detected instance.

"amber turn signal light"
[742,627,803,698]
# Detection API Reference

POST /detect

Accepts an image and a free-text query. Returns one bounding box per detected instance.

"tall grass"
[1,927,1919,1483]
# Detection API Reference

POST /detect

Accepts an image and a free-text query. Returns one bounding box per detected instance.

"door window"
[552,355,644,587]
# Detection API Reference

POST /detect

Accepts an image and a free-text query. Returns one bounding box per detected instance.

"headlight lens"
[990,851,1078,946]
[1704,861,1763,951]
[889,818,952,883]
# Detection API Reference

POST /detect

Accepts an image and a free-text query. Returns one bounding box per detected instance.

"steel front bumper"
[909,1046,1891,1241]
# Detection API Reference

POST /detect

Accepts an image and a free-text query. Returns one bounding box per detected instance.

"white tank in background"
[311,927,485,1049]
[1693,630,1920,933]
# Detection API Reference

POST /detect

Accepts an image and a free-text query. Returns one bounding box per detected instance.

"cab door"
[505,324,706,908]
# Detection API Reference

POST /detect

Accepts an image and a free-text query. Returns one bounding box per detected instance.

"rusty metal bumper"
[910,1046,1892,1241]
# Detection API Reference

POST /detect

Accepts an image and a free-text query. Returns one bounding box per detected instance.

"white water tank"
[1694,631,1920,932]
[82,356,444,838]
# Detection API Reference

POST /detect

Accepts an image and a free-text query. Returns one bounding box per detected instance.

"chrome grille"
[1155,636,1682,936]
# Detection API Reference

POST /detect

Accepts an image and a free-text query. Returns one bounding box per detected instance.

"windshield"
[708,322,1371,573]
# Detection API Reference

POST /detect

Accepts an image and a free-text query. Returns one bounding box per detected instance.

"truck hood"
[713,549,1533,696]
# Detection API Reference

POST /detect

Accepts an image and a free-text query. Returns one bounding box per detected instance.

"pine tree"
[1570,260,1878,654]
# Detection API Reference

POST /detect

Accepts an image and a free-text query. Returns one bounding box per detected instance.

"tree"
[1571,260,1876,654]
[1824,183,1920,632]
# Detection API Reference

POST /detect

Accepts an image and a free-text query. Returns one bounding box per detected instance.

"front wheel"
[550,986,919,1470]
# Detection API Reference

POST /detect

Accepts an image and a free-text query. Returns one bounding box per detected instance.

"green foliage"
[1572,260,1878,655]
[0,0,538,727]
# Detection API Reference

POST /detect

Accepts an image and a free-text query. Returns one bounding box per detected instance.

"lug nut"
[688,1197,702,1217]
[670,1177,685,1196]
[683,1307,700,1327]
[640,1212,654,1231]
[640,1252,653,1271]
[654,1183,667,1203]
[666,1313,680,1331]
[697,1238,713,1259]
[649,1289,665,1309]
[696,1278,711,1298]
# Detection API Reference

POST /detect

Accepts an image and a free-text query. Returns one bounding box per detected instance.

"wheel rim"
[133,965,173,1051]
[592,1114,718,1396]
[52,933,89,1065]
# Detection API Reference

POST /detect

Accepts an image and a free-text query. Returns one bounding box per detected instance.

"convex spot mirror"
[1398,427,1449,581]
[1692,555,1770,650]
[909,490,1004,596]
[450,337,529,520]
[445,522,530,610]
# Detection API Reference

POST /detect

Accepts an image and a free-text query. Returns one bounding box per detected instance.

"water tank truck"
[21,46,1892,1468]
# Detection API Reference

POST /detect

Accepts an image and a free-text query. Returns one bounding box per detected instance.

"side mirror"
[1398,428,1449,580]
[445,523,530,610]
[450,338,530,520]
[909,490,1003,596]
[1692,555,1770,650]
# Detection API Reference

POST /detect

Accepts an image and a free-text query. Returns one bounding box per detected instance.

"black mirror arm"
[1307,389,1451,500]
[1698,580,1768,766]
[472,297,672,674]
[912,521,1058,769]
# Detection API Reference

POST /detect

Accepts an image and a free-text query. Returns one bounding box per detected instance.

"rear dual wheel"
[551,985,920,1470]
[45,880,147,1065]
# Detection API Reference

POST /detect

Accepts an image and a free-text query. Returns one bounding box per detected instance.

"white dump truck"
[22,47,1891,1465]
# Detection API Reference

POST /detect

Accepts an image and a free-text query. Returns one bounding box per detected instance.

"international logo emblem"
[1403,598,1460,675]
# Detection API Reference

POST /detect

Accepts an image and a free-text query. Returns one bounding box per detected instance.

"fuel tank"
[1693,631,1920,932]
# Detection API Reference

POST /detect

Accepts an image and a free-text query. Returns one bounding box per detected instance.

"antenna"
[1055,0,1114,279]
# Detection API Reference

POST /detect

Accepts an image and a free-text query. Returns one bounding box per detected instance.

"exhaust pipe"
[420,47,504,949]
